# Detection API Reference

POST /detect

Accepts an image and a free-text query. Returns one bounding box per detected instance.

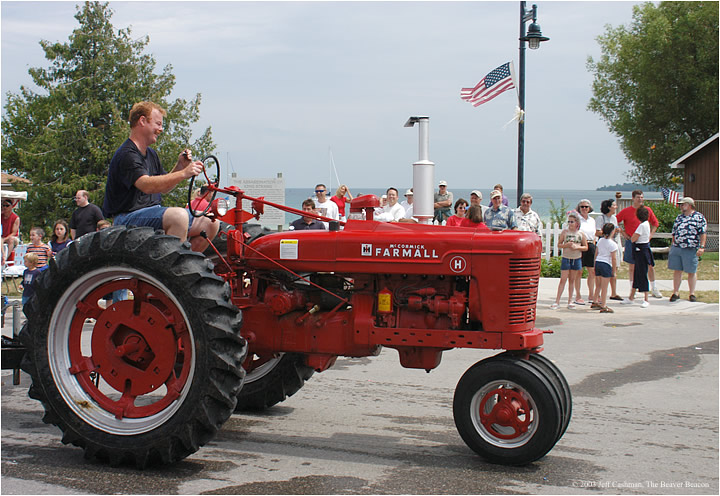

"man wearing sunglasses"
[103,101,218,252]
[313,184,339,228]
[514,193,541,235]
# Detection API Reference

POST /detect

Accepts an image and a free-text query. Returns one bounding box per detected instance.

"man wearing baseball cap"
[469,190,489,217]
[483,189,517,230]
[668,197,707,302]
[433,181,453,224]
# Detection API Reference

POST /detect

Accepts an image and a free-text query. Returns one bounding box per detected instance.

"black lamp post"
[517,1,549,207]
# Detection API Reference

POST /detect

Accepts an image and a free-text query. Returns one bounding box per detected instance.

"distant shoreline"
[596,184,660,192]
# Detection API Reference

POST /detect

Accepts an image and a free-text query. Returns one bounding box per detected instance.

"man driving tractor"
[102,101,218,252]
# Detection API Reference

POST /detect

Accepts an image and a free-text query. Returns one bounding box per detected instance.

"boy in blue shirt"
[20,252,41,307]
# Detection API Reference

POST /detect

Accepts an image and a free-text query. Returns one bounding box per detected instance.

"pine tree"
[1,1,214,235]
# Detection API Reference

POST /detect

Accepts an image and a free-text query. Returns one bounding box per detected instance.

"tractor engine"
[234,215,544,371]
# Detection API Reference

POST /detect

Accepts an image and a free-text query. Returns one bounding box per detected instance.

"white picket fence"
[538,221,718,261]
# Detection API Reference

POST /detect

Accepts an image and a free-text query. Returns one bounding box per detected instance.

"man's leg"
[672,270,683,295]
[623,239,634,292]
[648,265,662,298]
[687,271,697,297]
[162,207,191,242]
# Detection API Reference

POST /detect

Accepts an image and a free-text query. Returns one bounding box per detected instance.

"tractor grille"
[508,257,540,325]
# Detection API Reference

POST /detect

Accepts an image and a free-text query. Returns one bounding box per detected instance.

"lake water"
[275,187,661,227]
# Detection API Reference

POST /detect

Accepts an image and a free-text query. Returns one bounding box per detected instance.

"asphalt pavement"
[2,279,718,494]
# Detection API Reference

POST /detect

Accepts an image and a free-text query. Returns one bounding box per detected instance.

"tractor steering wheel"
[187,155,220,218]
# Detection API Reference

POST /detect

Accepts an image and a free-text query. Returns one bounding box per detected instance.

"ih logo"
[361,244,372,256]
[449,256,467,273]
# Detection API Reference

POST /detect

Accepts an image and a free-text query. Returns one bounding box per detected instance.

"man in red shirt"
[616,190,662,298]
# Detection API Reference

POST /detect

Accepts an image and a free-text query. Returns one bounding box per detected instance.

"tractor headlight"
[211,198,229,217]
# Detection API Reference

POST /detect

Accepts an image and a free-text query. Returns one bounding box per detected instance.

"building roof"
[669,133,719,169]
[1,172,31,184]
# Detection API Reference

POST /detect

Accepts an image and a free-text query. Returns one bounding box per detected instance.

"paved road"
[2,284,718,494]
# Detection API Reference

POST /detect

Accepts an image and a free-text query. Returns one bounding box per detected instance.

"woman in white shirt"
[626,206,653,307]
[575,199,597,305]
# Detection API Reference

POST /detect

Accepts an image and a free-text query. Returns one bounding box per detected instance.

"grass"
[615,251,719,280]
[656,290,718,304]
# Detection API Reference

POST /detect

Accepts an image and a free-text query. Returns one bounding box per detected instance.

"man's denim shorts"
[114,205,193,231]
[560,257,582,271]
[668,245,699,273]
[622,239,635,264]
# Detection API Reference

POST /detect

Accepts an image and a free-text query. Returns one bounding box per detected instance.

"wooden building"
[670,133,718,201]
[670,133,718,224]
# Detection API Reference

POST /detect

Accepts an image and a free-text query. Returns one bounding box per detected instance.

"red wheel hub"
[66,279,192,419]
[91,301,176,396]
[478,387,531,439]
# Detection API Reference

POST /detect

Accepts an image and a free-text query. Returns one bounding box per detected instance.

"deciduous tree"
[1,1,214,235]
[587,1,718,187]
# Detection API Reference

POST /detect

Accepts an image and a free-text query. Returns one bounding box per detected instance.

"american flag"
[461,62,516,107]
[661,187,681,205]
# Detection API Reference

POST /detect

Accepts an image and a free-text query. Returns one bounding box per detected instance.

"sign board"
[229,176,286,229]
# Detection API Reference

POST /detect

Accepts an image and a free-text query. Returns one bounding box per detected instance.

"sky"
[1,0,647,191]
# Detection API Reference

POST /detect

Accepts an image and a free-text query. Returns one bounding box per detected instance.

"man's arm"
[135,162,203,195]
[135,149,203,195]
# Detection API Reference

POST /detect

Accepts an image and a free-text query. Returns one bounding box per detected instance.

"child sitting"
[592,223,619,313]
[26,227,53,269]
[20,252,41,306]
[551,211,588,309]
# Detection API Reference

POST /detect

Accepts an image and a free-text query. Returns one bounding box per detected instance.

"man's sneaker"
[689,295,697,302]
[651,288,663,298]
[621,298,634,305]
[640,301,650,308]
[669,294,679,302]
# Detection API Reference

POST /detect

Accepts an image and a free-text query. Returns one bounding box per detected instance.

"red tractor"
[14,155,570,469]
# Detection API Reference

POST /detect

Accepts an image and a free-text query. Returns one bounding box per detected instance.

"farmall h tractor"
[13,148,570,469]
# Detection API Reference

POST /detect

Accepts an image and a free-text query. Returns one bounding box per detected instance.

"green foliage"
[541,257,588,278]
[587,1,718,186]
[548,198,571,227]
[648,200,681,247]
[541,257,562,278]
[1,1,214,235]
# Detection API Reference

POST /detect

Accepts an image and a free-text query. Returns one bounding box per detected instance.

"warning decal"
[280,239,299,260]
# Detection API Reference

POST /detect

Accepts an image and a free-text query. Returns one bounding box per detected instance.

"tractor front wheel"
[20,226,247,467]
[453,355,563,465]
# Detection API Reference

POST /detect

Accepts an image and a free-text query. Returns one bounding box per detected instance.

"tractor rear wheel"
[453,355,562,465]
[20,226,246,468]
[235,353,314,411]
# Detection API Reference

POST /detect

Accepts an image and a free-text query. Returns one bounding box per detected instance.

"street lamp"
[517,1,549,207]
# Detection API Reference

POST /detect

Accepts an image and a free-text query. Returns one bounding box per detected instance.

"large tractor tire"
[19,226,247,468]
[235,353,314,411]
[453,354,563,465]
[498,352,572,441]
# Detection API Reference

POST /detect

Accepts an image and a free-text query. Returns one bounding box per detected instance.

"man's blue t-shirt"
[103,139,165,217]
